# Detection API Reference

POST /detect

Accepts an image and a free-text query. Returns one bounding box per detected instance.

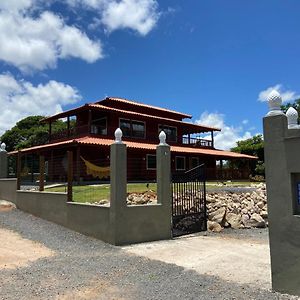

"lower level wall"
[0,179,17,204]
[0,181,171,245]
[115,204,172,245]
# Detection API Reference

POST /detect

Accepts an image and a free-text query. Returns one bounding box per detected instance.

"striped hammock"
[80,156,110,179]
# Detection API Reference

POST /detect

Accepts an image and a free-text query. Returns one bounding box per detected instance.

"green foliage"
[0,116,67,152]
[280,98,300,115]
[231,134,264,176]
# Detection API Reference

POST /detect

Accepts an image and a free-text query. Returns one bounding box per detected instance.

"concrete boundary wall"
[0,178,17,204]
[0,136,172,245]
[264,92,300,297]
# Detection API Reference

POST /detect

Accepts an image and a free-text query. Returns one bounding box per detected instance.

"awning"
[10,136,257,160]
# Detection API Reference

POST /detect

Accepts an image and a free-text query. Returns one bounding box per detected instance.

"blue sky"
[0,0,299,149]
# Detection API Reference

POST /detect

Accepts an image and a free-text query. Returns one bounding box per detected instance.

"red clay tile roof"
[41,103,220,133]
[11,136,257,160]
[98,97,192,119]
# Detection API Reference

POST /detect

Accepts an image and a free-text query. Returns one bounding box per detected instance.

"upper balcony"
[49,124,214,149]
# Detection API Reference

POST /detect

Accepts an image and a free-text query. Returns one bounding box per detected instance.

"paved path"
[0,208,298,300]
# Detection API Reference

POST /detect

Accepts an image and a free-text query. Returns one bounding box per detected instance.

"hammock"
[80,156,110,179]
[21,166,29,177]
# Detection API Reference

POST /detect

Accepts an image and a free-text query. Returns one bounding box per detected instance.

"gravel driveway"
[0,208,299,300]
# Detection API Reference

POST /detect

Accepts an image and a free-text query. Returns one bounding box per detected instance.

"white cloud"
[0,3,102,72]
[101,0,159,35]
[242,119,248,125]
[0,73,81,135]
[68,0,160,36]
[258,84,300,103]
[195,112,252,150]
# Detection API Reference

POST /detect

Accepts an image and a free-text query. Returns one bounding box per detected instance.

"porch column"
[211,131,214,148]
[220,159,223,181]
[88,110,92,134]
[49,121,52,142]
[67,151,73,202]
[67,116,70,137]
[17,151,21,190]
[39,155,45,191]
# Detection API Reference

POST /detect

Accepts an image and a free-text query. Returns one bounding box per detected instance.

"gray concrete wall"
[17,191,68,226]
[115,204,171,245]
[264,114,300,296]
[0,178,17,204]
[67,203,111,243]
[0,137,172,246]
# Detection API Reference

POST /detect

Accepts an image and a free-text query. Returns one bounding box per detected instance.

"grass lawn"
[45,181,258,204]
[45,183,157,204]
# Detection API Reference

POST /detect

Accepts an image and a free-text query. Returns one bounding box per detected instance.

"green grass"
[45,181,257,204]
[45,183,157,204]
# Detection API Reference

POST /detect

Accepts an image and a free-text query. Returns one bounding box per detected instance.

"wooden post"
[67,151,73,202]
[88,110,92,134]
[31,153,34,183]
[49,121,52,142]
[76,146,80,183]
[211,131,214,148]
[67,116,70,137]
[17,151,21,190]
[39,155,45,191]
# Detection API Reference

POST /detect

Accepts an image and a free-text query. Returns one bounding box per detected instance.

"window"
[176,156,186,171]
[132,121,145,138]
[120,119,145,138]
[147,154,156,170]
[159,125,177,142]
[120,119,131,137]
[91,117,107,135]
[191,157,199,169]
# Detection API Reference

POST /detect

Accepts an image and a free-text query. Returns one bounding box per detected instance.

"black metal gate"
[172,164,207,237]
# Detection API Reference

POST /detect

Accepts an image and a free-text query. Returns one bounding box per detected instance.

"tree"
[280,98,300,115]
[0,116,67,152]
[230,134,264,175]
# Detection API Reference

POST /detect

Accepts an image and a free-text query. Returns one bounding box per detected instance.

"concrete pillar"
[263,90,300,296]
[0,149,8,178]
[109,128,127,245]
[156,131,172,232]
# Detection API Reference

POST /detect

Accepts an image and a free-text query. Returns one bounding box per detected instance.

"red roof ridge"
[98,96,193,119]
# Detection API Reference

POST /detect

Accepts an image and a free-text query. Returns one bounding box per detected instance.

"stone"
[207,221,223,232]
[226,213,242,229]
[247,213,266,228]
[257,201,264,209]
[0,200,16,212]
[209,207,226,224]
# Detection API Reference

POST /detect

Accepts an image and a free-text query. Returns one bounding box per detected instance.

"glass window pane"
[159,125,177,142]
[147,155,156,169]
[132,121,145,138]
[120,119,131,137]
[176,157,185,170]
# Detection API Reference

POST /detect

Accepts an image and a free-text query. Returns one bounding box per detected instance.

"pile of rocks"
[207,183,267,232]
[127,191,157,205]
[95,190,157,206]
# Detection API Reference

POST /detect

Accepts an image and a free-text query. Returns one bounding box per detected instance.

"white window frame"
[146,154,156,170]
[175,156,186,171]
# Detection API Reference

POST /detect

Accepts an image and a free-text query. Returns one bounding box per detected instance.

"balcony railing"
[182,136,213,148]
[49,126,214,148]
[49,125,90,141]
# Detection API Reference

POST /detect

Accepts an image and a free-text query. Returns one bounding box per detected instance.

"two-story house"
[12,97,256,181]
